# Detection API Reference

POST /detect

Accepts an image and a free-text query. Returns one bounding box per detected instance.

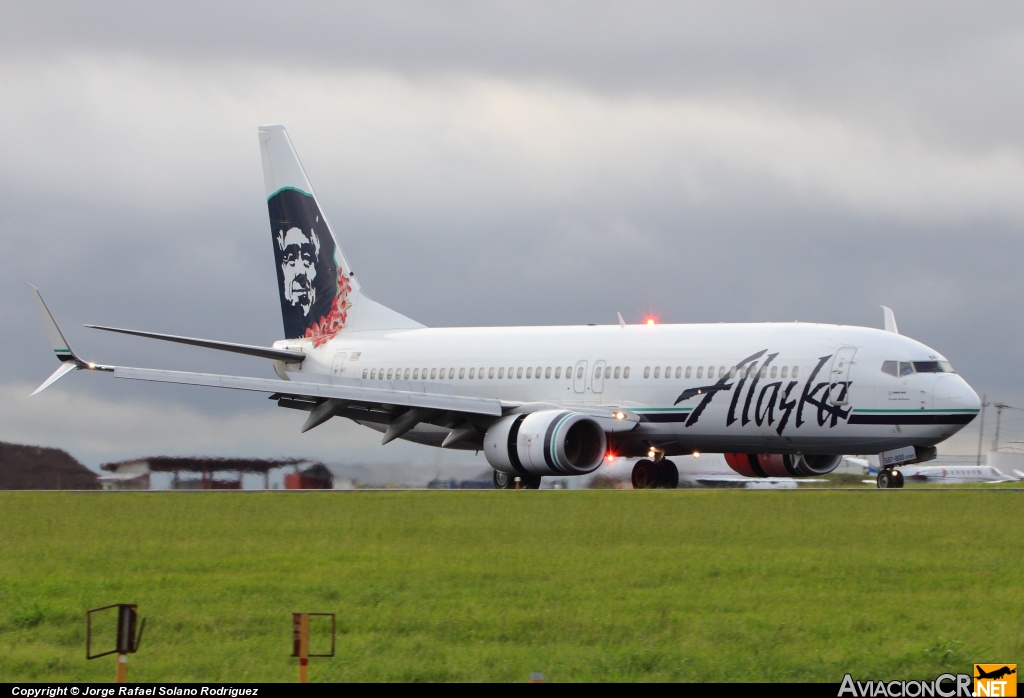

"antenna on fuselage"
[881,306,899,334]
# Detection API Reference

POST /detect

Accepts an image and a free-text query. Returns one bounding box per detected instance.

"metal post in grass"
[292,612,335,683]
[86,603,145,683]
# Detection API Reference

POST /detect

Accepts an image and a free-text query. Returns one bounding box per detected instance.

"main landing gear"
[493,471,542,490]
[631,459,679,489]
[876,468,905,489]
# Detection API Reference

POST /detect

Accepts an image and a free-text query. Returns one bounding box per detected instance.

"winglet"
[881,306,899,334]
[617,312,626,329]
[26,284,107,395]
[30,362,79,397]
[27,283,82,364]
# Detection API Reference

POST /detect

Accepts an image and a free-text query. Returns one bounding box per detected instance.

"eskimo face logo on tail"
[268,188,351,345]
[277,225,320,316]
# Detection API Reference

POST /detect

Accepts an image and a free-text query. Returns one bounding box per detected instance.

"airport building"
[99,456,328,490]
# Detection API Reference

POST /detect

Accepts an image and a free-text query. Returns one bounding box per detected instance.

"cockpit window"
[913,360,955,374]
[883,359,956,377]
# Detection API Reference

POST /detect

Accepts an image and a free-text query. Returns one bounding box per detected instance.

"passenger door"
[828,347,856,405]
[573,360,588,394]
[331,351,347,377]
[592,360,606,394]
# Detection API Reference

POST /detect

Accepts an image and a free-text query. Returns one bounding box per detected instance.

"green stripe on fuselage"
[632,407,693,413]
[852,408,979,413]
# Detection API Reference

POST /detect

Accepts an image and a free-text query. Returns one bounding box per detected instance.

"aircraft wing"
[29,285,642,445]
[113,368,639,438]
[114,366,505,416]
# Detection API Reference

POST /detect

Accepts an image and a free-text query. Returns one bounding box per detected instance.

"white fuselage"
[273,321,980,457]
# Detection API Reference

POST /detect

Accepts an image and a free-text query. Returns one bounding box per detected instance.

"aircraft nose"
[933,375,982,420]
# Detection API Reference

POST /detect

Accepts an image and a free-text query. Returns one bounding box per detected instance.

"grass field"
[0,490,1021,682]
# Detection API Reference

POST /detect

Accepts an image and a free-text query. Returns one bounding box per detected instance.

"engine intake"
[484,411,607,476]
[724,453,842,478]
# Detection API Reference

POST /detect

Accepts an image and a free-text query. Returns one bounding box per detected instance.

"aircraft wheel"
[519,474,542,490]
[658,460,679,489]
[877,470,894,489]
[632,459,658,489]
[892,470,905,488]
[493,471,516,490]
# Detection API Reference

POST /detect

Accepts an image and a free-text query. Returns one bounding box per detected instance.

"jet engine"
[724,453,842,478]
[484,411,607,476]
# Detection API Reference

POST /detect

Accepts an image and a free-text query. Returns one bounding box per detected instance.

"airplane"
[28,125,982,490]
[863,459,1021,485]
[975,666,1017,681]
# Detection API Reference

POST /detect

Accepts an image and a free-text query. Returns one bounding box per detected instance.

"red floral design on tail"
[304,268,352,347]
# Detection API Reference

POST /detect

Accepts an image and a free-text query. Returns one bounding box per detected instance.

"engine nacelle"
[484,411,607,476]
[724,453,842,478]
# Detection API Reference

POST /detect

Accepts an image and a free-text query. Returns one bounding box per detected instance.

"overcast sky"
[2,1,1023,473]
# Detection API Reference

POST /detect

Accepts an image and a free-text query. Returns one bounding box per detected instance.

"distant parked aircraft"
[864,459,1020,485]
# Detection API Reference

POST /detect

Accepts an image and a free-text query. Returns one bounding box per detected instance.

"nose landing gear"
[876,468,905,489]
[493,471,543,489]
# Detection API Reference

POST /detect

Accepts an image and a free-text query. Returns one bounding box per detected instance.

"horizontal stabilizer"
[85,325,305,363]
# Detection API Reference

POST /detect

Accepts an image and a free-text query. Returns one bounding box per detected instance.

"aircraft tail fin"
[257,125,423,343]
